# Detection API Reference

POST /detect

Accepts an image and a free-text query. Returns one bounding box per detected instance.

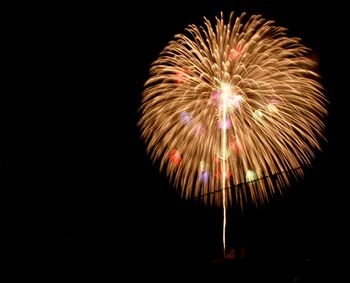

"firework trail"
[139,12,327,255]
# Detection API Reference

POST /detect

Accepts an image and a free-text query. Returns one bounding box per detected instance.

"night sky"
[7,1,347,282]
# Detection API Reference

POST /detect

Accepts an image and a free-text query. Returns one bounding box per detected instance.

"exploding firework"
[138,12,328,209]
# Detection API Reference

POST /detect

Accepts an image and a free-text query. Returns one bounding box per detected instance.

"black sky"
[6,1,348,282]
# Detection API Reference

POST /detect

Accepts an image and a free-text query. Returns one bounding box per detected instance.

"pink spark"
[211,90,242,110]
[192,123,205,136]
[228,46,242,60]
[213,158,231,179]
[230,136,242,152]
[214,168,232,179]
[211,90,221,100]
[218,118,232,129]
[168,149,182,166]
[174,67,189,84]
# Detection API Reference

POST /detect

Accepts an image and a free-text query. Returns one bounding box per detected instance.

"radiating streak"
[139,11,328,209]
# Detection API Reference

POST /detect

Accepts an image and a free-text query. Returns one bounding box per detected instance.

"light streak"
[220,82,230,256]
[139,11,328,257]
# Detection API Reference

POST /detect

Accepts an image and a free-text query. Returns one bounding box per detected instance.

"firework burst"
[139,12,328,209]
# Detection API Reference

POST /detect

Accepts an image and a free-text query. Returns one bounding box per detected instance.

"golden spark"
[139,11,328,255]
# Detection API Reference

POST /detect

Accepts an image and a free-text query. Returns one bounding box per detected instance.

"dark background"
[5,1,347,282]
